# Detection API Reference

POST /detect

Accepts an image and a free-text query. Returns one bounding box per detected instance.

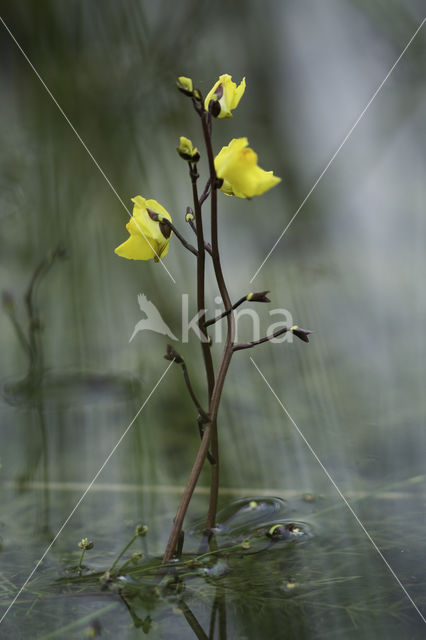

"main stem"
[162,108,235,563]
[191,166,215,401]
[201,111,235,532]
[162,156,216,564]
[162,423,213,562]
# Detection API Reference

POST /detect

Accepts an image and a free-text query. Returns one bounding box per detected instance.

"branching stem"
[159,219,198,257]
[233,326,290,351]
[186,213,212,256]
[180,360,209,421]
[162,102,236,562]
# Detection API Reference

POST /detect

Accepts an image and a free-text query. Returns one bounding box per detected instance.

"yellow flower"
[204,74,246,118]
[115,196,172,261]
[176,136,200,161]
[214,138,281,198]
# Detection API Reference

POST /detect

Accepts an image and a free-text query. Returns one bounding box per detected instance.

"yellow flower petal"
[115,235,159,260]
[204,74,246,118]
[215,138,281,198]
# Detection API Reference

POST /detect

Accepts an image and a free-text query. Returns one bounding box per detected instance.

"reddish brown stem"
[162,103,235,563]
[200,110,235,532]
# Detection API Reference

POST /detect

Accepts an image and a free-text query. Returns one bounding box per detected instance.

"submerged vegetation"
[1,492,425,639]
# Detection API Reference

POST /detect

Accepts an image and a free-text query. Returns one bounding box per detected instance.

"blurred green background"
[1,0,425,638]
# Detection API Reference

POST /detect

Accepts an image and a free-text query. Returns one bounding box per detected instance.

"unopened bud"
[176,76,201,100]
[246,291,270,303]
[176,136,200,162]
[135,524,148,537]
[290,325,312,343]
[78,538,94,551]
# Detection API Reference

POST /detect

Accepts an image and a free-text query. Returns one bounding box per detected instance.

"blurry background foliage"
[0,0,426,635]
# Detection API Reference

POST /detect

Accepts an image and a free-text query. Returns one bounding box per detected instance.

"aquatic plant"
[114,74,311,563]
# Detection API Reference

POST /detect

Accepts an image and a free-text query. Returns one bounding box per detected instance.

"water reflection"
[1,494,425,638]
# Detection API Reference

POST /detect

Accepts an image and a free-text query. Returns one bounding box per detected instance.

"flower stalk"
[108,525,147,575]
[77,538,93,576]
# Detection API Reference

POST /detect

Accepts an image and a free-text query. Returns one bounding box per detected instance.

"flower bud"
[135,524,148,537]
[176,76,193,96]
[131,552,143,564]
[290,325,312,343]
[246,291,270,303]
[78,538,94,550]
[176,76,201,100]
[176,136,200,162]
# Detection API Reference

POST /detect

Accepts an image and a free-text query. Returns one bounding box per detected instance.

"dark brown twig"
[164,345,209,421]
[185,209,213,256]
[151,216,198,257]
[187,165,216,402]
[205,291,270,327]
[233,325,312,352]
[198,178,211,207]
